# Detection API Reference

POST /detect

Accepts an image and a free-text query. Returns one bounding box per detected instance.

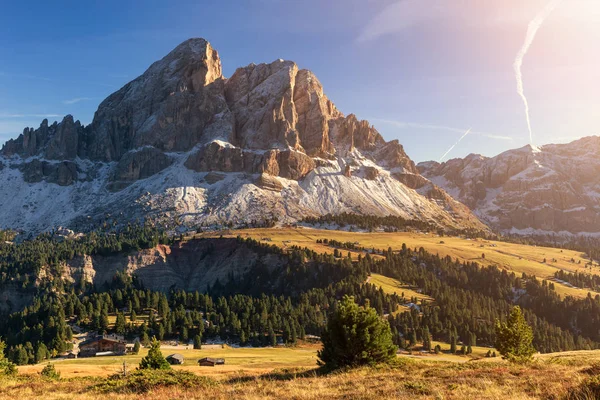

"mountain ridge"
[418,135,600,236]
[0,38,486,234]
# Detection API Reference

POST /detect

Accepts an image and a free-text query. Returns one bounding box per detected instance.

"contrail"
[514,0,563,145]
[439,128,471,162]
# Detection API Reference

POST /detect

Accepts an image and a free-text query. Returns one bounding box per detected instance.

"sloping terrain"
[203,227,600,299]
[0,38,486,234]
[418,137,600,236]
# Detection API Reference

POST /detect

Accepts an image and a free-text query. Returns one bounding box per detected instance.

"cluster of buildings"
[74,334,225,367]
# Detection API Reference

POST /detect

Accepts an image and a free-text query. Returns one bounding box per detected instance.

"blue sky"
[0,0,598,162]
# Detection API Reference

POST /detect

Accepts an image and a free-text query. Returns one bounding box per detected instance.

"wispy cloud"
[371,118,514,141]
[0,71,53,82]
[355,0,588,44]
[0,71,113,88]
[62,97,93,105]
[0,113,61,119]
[356,0,447,43]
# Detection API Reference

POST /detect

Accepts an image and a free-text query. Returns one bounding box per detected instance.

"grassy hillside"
[6,348,600,399]
[369,274,433,302]
[198,227,600,299]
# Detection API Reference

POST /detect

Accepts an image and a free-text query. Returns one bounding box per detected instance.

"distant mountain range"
[0,38,484,234]
[419,137,600,236]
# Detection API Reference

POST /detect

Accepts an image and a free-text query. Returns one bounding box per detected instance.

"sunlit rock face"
[0,38,487,234]
[418,137,600,235]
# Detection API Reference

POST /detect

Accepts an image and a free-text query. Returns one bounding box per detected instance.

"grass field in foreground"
[18,346,320,378]
[197,227,600,299]
[8,349,600,399]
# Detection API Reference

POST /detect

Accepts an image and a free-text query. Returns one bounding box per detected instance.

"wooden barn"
[166,354,184,365]
[78,335,126,357]
[198,357,225,367]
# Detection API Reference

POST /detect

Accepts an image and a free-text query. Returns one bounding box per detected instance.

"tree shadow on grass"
[225,365,343,384]
[224,360,412,384]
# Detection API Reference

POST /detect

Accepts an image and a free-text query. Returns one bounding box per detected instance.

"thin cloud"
[355,0,589,44]
[371,118,514,141]
[356,0,447,43]
[0,71,53,82]
[63,97,93,105]
[0,71,113,88]
[0,113,61,119]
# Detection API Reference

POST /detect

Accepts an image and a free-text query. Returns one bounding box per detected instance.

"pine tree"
[35,343,49,363]
[40,363,60,380]
[193,334,202,350]
[495,306,536,364]
[450,335,457,354]
[0,340,17,376]
[318,295,397,368]
[132,341,140,355]
[422,327,431,351]
[268,324,277,347]
[141,332,150,347]
[138,337,170,370]
[115,312,126,335]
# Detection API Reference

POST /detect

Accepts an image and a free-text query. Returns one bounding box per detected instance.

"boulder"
[255,173,283,191]
[344,165,352,178]
[363,166,379,180]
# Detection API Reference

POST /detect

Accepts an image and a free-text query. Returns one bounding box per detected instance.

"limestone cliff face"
[418,137,600,235]
[0,38,488,233]
[87,39,228,160]
[62,238,285,292]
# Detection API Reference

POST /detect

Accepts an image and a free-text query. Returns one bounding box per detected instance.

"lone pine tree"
[318,295,397,368]
[138,337,170,370]
[495,306,536,364]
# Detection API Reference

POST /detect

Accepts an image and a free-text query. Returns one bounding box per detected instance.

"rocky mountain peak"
[419,136,600,235]
[0,38,488,234]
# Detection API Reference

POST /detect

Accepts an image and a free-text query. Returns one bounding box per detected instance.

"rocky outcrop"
[344,165,352,178]
[275,150,315,180]
[363,166,379,180]
[224,60,340,157]
[45,115,81,160]
[17,159,78,186]
[392,172,428,190]
[375,140,419,173]
[108,147,173,191]
[418,138,600,235]
[184,143,315,180]
[330,114,384,152]
[255,173,283,191]
[2,117,85,160]
[62,238,286,292]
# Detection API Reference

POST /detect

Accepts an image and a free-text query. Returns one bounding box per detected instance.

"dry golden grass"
[18,346,320,379]
[198,227,600,299]
[369,273,433,302]
[5,353,600,399]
